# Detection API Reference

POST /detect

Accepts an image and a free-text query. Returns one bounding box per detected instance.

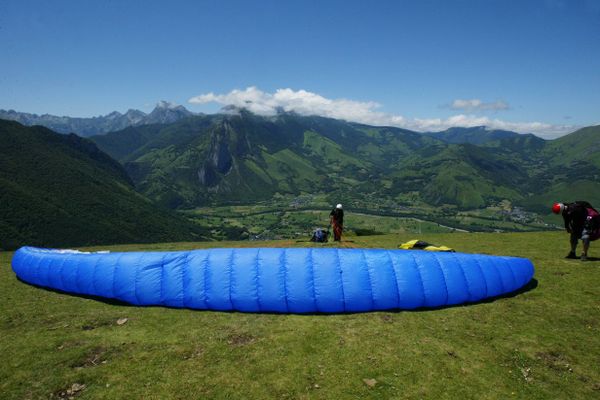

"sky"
[1,0,599,138]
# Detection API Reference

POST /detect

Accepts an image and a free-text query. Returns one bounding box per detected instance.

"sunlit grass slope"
[1,231,599,399]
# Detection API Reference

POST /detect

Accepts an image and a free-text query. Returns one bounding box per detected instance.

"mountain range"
[0,104,545,145]
[0,101,194,137]
[3,106,599,249]
[87,109,600,213]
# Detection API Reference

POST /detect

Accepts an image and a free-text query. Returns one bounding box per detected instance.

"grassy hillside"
[398,144,526,209]
[518,125,600,211]
[1,232,598,399]
[90,112,600,214]
[0,120,205,250]
[90,112,444,208]
[425,126,528,145]
[544,125,600,167]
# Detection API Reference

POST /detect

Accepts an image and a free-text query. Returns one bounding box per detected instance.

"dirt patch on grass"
[446,350,458,358]
[227,333,256,347]
[52,383,86,399]
[70,346,110,369]
[536,350,565,363]
[581,318,597,329]
[380,314,393,323]
[181,346,205,360]
[80,318,113,331]
[536,351,573,373]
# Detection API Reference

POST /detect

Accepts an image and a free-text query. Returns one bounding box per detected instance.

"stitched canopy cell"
[12,247,534,313]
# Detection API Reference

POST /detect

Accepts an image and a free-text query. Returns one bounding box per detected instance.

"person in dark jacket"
[329,203,344,241]
[552,201,599,261]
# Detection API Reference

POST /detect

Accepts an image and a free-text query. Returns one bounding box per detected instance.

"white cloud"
[450,98,510,111]
[189,87,578,139]
[189,86,404,125]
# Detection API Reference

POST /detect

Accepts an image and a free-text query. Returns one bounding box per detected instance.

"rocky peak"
[146,101,193,124]
[156,100,179,110]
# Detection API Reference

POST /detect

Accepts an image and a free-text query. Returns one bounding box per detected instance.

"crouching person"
[553,201,600,261]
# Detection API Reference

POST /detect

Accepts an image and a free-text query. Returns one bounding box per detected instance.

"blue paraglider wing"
[12,247,534,313]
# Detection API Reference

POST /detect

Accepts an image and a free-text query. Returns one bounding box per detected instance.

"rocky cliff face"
[197,121,236,187]
[198,164,218,186]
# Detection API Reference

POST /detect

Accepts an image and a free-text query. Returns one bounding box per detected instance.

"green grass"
[1,232,599,399]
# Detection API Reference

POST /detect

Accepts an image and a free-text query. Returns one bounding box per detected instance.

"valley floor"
[184,198,557,241]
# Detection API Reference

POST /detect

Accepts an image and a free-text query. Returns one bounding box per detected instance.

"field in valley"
[184,198,554,241]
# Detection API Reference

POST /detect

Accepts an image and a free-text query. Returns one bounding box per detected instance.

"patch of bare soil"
[70,347,109,369]
[227,333,256,346]
[535,351,573,373]
[53,383,86,399]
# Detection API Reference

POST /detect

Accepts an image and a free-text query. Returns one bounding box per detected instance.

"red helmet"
[552,202,565,214]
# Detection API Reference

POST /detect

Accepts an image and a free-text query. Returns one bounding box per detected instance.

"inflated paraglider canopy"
[12,246,534,313]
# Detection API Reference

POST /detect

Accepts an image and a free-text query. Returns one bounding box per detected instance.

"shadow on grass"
[584,256,600,262]
[423,277,539,311]
[564,256,600,262]
[16,277,539,315]
[16,278,134,308]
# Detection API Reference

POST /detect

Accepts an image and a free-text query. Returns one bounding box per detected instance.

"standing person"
[552,201,600,261]
[329,203,344,242]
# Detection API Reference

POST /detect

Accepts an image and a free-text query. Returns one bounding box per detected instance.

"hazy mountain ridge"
[423,126,543,145]
[0,101,195,137]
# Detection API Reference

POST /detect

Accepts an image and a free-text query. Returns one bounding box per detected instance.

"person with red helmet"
[552,201,600,261]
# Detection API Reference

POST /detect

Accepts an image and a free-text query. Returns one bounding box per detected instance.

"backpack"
[585,207,600,241]
[310,228,328,243]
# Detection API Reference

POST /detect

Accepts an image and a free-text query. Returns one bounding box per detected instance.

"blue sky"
[1,0,599,137]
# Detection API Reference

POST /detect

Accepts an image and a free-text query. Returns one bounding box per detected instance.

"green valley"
[182,194,554,242]
[88,111,600,236]
[3,112,600,247]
